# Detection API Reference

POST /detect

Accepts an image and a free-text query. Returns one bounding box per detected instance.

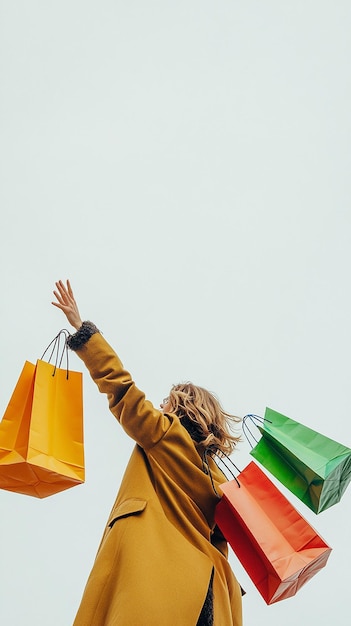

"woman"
[52,280,243,626]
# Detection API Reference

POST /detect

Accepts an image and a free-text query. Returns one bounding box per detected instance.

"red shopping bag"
[214,461,331,604]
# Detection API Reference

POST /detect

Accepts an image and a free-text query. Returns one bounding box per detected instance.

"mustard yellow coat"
[72,333,243,626]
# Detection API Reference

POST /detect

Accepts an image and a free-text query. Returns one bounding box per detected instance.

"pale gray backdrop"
[0,1,350,624]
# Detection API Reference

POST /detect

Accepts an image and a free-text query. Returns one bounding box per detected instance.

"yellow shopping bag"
[0,331,84,498]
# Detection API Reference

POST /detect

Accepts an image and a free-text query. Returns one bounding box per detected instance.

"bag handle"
[202,448,241,497]
[242,414,271,448]
[41,329,71,379]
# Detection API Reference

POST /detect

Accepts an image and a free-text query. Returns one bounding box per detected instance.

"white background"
[0,1,350,624]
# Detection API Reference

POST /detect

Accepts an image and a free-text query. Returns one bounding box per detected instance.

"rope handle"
[41,329,71,379]
[202,448,241,498]
[242,414,272,448]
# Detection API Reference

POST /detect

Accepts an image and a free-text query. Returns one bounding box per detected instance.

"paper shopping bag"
[0,334,84,498]
[215,461,331,604]
[244,408,351,513]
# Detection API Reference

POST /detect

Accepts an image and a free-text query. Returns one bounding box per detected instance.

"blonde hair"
[168,382,241,455]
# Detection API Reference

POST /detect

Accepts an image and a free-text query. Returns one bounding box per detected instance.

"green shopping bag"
[243,408,351,514]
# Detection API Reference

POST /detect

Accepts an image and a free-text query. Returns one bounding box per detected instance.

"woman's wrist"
[73,318,83,331]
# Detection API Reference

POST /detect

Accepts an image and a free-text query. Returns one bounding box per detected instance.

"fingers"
[51,279,83,330]
[51,300,65,310]
[52,280,73,310]
[54,280,74,304]
[67,279,74,298]
[52,289,69,308]
[55,280,69,299]
[52,292,63,307]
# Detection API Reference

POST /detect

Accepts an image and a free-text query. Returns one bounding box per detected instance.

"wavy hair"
[168,382,241,455]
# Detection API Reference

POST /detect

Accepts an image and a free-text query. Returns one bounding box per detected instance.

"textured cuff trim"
[67,321,100,351]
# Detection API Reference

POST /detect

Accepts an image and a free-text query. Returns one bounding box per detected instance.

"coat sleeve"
[74,332,173,448]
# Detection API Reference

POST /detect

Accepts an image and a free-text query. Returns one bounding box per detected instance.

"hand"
[52,280,83,330]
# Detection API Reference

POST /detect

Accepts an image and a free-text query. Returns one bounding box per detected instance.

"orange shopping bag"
[0,330,84,498]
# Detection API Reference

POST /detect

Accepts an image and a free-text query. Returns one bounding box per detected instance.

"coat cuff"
[67,321,100,351]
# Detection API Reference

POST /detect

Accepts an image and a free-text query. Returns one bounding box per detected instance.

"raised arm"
[51,280,173,448]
